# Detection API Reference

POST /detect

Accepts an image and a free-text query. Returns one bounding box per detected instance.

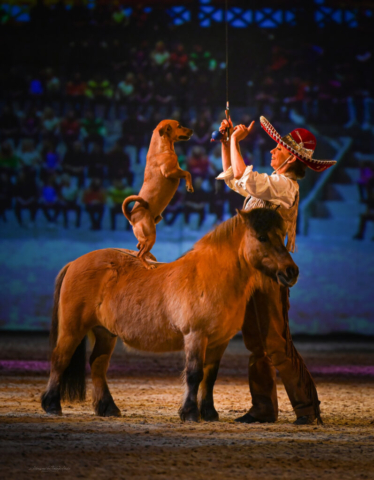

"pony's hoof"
[104,405,122,417]
[45,406,62,416]
[95,399,122,417]
[235,413,275,424]
[41,391,62,415]
[201,407,219,422]
[179,407,200,423]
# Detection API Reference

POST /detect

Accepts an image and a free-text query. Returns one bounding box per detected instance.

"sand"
[0,335,374,479]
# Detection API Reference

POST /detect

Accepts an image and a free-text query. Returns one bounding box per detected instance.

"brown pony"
[41,209,299,422]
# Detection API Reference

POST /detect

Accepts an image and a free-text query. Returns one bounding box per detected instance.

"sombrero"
[260,116,336,172]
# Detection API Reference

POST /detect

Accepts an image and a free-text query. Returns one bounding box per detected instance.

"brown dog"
[122,119,193,268]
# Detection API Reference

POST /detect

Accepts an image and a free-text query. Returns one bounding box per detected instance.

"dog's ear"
[159,124,172,137]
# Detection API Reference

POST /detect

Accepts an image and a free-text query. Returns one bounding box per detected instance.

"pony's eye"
[258,236,268,243]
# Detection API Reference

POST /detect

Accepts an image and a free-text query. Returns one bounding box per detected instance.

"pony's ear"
[236,209,248,223]
[159,124,172,137]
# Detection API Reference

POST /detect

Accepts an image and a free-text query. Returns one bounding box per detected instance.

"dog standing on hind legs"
[122,119,194,268]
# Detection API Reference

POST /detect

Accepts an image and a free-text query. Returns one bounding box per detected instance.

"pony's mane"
[185,208,285,254]
[244,208,285,234]
[196,214,242,248]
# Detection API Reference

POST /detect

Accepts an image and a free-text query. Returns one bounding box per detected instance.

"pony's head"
[238,208,299,287]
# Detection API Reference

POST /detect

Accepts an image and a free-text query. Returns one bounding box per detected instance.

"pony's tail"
[50,263,87,403]
[122,195,149,223]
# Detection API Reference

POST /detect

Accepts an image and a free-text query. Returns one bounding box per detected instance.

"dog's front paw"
[187,185,194,193]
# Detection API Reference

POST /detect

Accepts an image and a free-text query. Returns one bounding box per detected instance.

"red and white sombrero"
[260,116,336,172]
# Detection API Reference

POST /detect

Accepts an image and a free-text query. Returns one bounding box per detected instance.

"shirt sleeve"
[216,166,249,198]
[217,165,298,208]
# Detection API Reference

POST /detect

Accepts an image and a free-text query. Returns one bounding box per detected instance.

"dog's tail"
[122,195,149,223]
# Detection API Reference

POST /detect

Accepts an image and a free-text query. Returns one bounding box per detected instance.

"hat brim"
[260,116,336,172]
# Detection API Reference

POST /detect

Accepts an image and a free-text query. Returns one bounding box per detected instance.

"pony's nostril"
[286,266,298,279]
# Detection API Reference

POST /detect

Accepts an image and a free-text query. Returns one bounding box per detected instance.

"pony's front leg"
[199,341,229,422]
[179,332,208,422]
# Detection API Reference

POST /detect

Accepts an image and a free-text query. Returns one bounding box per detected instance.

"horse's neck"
[195,228,255,299]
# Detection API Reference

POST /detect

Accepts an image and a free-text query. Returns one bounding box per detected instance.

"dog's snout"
[177,127,193,141]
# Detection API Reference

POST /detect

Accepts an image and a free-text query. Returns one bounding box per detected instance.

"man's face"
[270,144,291,171]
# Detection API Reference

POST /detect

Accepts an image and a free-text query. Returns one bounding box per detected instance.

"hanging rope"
[225,0,229,122]
[211,0,230,142]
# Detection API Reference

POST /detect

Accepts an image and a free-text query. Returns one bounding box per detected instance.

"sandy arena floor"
[1,334,374,479]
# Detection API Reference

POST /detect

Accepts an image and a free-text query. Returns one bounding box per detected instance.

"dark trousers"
[164,206,183,226]
[67,95,86,116]
[41,203,60,223]
[62,201,81,228]
[86,204,104,230]
[14,201,38,226]
[184,206,206,228]
[110,204,131,230]
[241,276,321,422]
[84,133,104,152]
[90,98,111,119]
[355,212,374,238]
[210,203,224,223]
[358,184,370,203]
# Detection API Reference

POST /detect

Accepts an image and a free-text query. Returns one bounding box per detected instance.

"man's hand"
[231,121,255,143]
[219,117,234,144]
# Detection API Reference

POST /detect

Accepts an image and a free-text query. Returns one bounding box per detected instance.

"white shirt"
[217,165,298,209]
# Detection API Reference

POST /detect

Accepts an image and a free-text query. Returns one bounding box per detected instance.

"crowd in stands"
[0,2,373,232]
[0,103,249,231]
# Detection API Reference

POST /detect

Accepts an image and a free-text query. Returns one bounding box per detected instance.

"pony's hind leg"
[179,332,208,422]
[42,332,87,415]
[199,341,229,422]
[89,326,121,417]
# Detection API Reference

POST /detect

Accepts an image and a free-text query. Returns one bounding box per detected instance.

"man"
[217,116,336,425]
[353,176,374,240]
[107,178,134,231]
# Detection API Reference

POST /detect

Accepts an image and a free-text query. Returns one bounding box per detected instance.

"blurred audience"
[107,178,133,230]
[83,178,106,231]
[0,142,20,176]
[0,4,373,233]
[13,169,38,228]
[60,110,80,146]
[62,141,86,187]
[81,110,105,151]
[59,173,81,229]
[187,146,212,179]
[40,176,60,229]
[18,139,41,170]
[21,107,40,144]
[164,188,184,226]
[0,106,20,146]
[66,73,86,115]
[357,161,374,203]
[106,141,133,186]
[353,178,374,241]
[184,177,209,229]
[0,172,13,222]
